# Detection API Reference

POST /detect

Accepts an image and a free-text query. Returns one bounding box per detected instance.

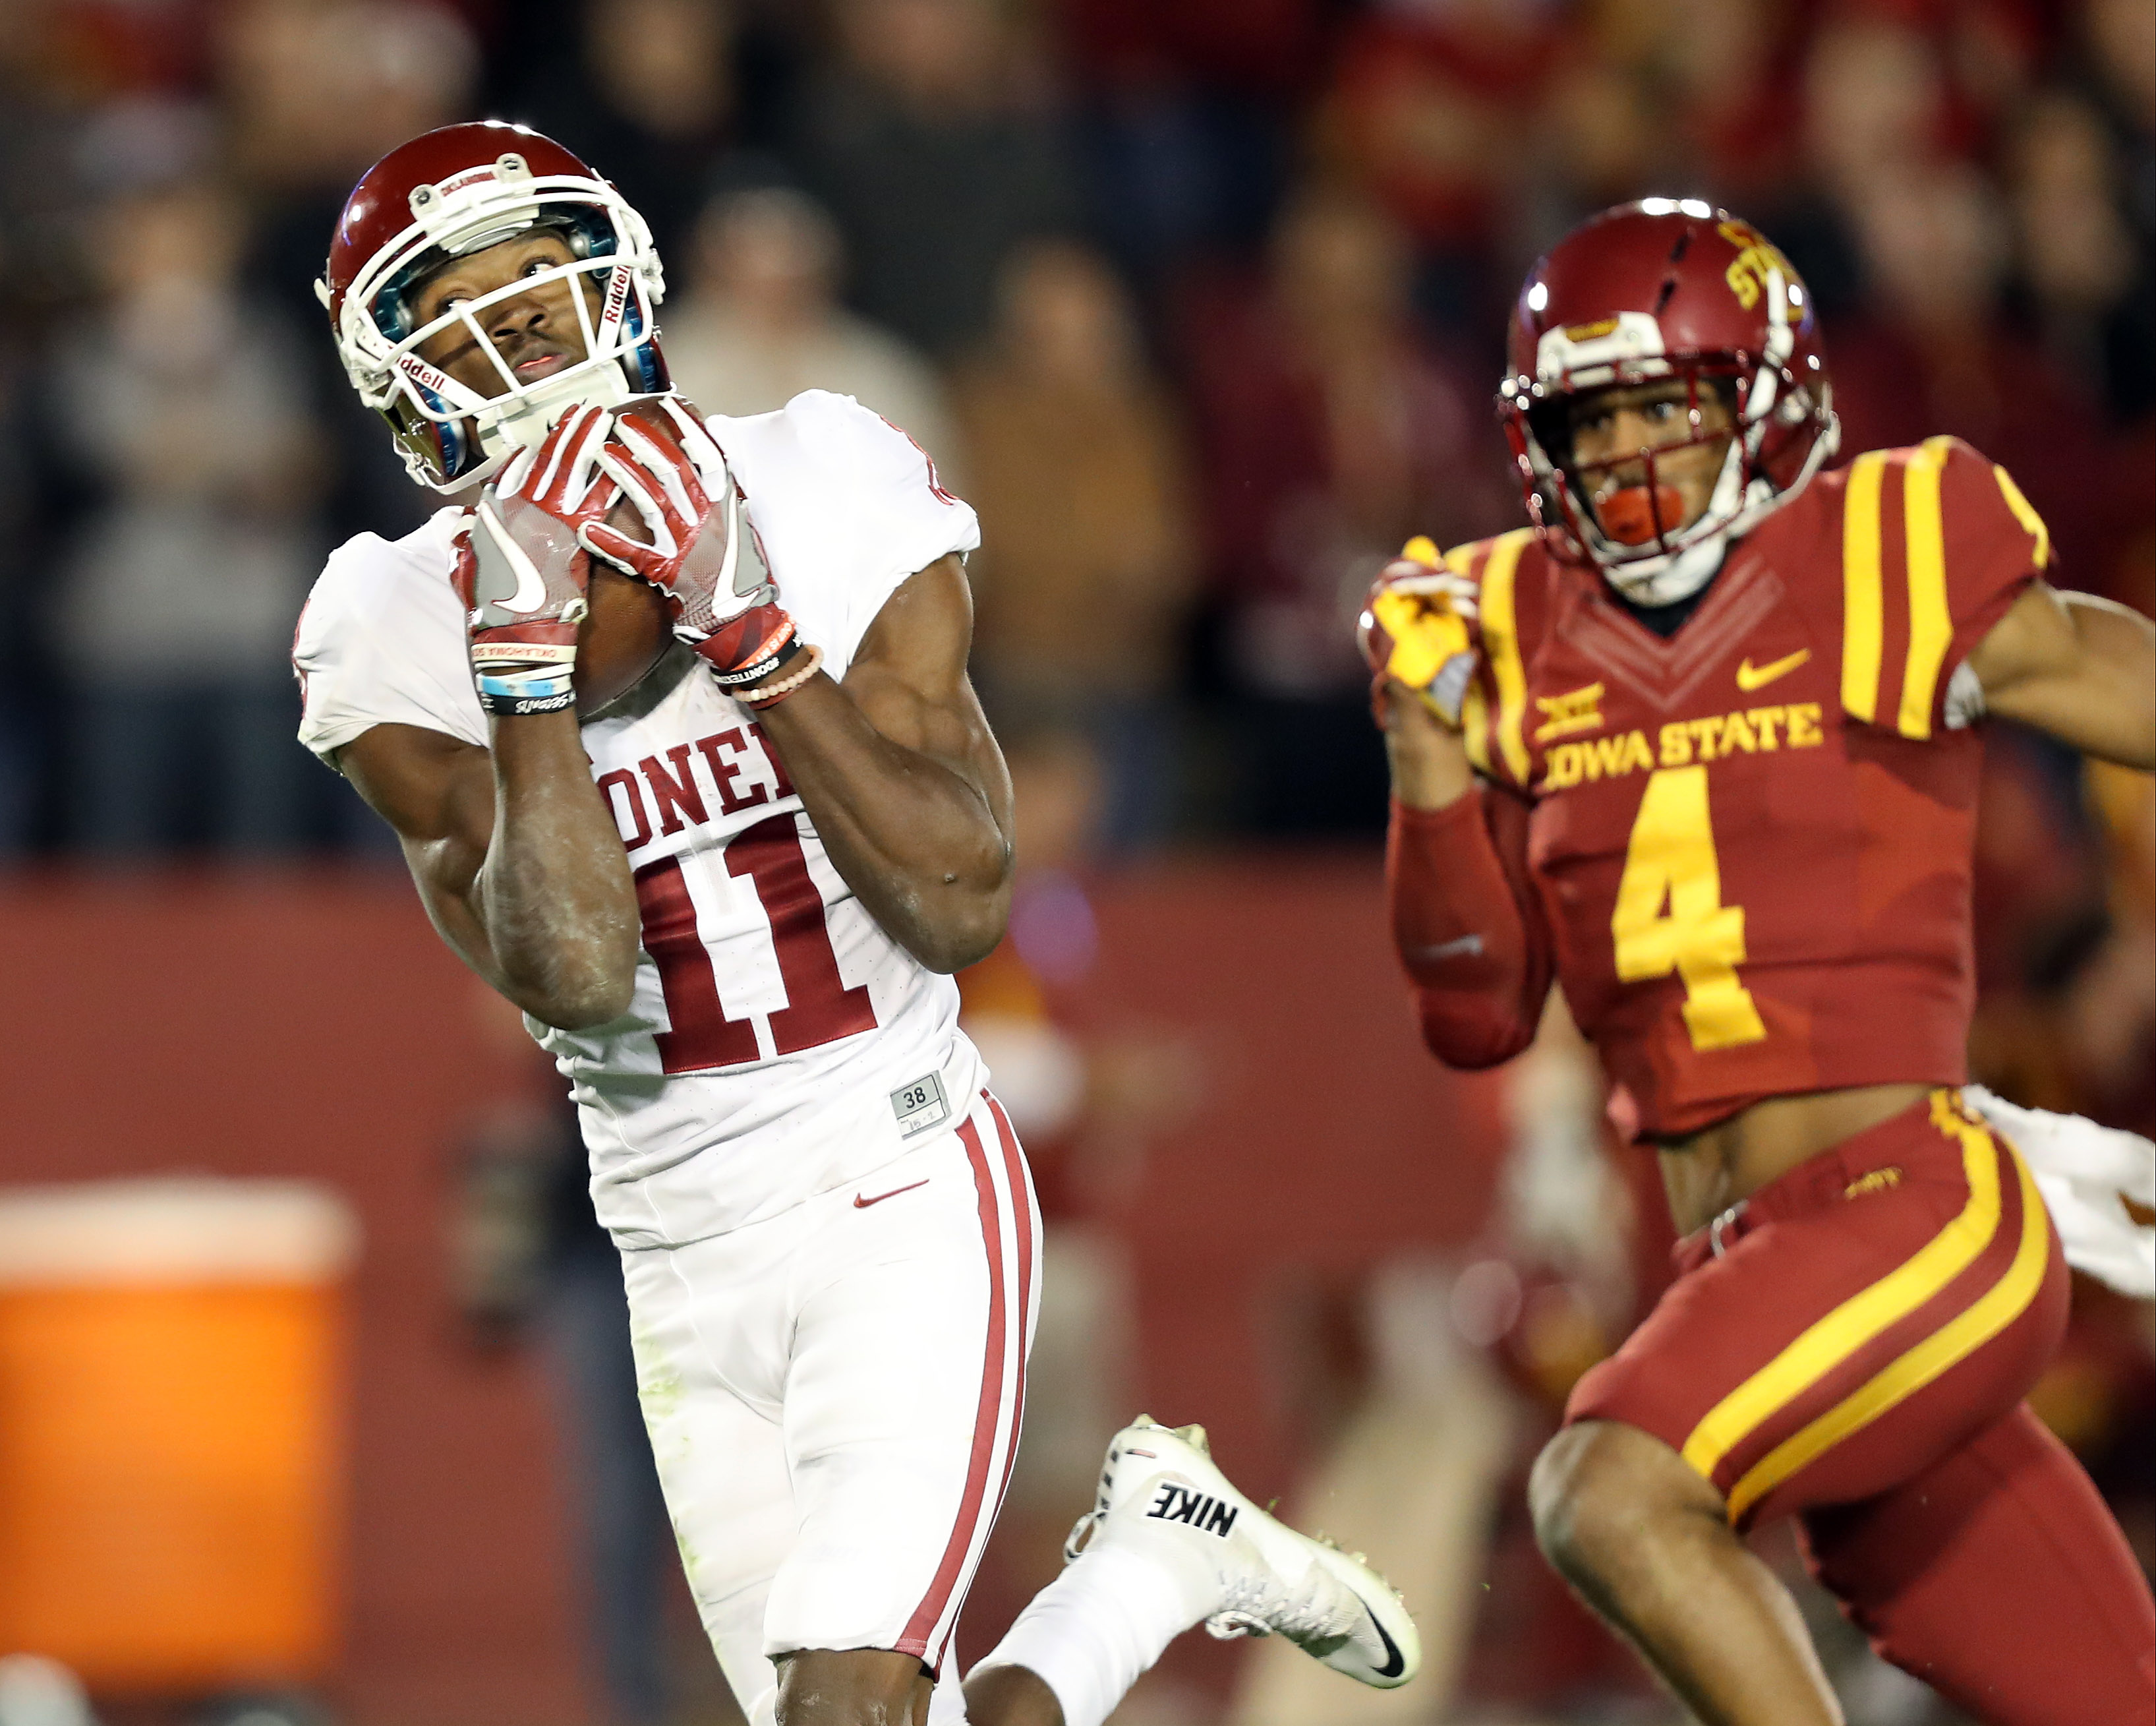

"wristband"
[699,618,801,688]
[736,643,823,709]
[476,663,577,717]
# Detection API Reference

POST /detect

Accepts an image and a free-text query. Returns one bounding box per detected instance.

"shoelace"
[1205,1568,1358,1643]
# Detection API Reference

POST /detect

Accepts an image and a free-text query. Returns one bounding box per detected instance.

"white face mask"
[324,153,668,491]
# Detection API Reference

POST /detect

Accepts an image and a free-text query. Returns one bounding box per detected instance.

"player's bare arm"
[1379,673,1476,808]
[1967,580,2156,769]
[753,554,1015,974]
[323,215,710,1029]
[335,709,640,1029]
[583,398,1015,976]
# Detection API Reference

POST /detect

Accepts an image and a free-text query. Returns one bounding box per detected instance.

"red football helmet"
[319,121,670,492]
[1499,199,1838,603]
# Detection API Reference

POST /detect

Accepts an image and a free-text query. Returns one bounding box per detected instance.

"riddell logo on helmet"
[1563,316,1621,342]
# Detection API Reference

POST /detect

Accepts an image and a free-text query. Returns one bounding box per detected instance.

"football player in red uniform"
[1364,200,2156,1725]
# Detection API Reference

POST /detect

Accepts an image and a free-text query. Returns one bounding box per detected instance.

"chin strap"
[1602,531,1731,607]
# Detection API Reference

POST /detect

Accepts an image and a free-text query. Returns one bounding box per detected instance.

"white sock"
[973,1543,1214,1726]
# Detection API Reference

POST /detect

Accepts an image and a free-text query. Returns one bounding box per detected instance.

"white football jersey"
[293,391,987,1247]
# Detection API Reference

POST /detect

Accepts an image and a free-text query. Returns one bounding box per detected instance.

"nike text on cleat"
[1068,1414,1422,1688]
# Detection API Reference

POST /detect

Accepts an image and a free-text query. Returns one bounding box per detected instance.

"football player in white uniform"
[293,123,1420,1725]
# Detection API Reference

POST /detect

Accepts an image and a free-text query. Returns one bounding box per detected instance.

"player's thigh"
[1566,1092,2064,1528]
[618,1239,796,1720]
[770,1095,1038,1671]
[1801,1404,2156,1726]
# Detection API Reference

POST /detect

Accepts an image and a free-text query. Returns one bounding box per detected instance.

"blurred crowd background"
[2,0,2151,852]
[0,1,2150,1725]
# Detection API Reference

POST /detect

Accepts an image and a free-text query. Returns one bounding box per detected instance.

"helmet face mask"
[1500,201,1840,607]
[320,123,671,492]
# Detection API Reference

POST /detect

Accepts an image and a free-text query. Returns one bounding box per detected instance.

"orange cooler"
[0,1179,358,1691]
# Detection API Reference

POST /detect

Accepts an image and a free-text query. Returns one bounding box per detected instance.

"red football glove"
[456,404,618,717]
[581,396,800,689]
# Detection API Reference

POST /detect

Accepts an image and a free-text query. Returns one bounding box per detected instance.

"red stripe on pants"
[898,1110,1012,1662]
[983,1092,1034,1524]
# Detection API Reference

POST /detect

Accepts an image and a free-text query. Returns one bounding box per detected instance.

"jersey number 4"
[632,815,877,1072]
[1611,765,1767,1052]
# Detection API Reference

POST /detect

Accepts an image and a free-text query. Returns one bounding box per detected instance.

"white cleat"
[1067,1414,1421,1688]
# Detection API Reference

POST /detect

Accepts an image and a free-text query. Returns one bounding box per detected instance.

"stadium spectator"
[955,240,1195,847]
[1186,183,1511,833]
[452,1070,676,1726]
[2040,2,2156,425]
[1316,0,1559,322]
[660,184,960,476]
[509,0,741,263]
[790,0,1082,356]
[2007,88,2140,396]
[1831,158,2111,584]
[49,177,324,853]
[217,0,479,551]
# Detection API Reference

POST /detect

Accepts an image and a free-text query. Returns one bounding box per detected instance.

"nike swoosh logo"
[716,485,745,596]
[853,1178,928,1209]
[1370,1609,1406,1679]
[481,496,550,615]
[1735,648,1809,692]
[1405,934,1484,965]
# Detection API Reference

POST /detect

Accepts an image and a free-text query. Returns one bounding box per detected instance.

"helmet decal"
[1718,220,1799,311]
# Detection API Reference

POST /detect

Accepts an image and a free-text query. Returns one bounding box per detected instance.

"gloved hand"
[1965,1085,2155,1299]
[455,403,617,717]
[582,396,801,690]
[1358,535,1479,727]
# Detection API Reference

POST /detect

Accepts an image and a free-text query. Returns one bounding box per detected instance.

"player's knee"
[774,1646,927,1725]
[1530,1419,1720,1586]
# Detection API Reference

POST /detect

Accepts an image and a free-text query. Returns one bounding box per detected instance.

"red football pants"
[1566,1090,2155,1723]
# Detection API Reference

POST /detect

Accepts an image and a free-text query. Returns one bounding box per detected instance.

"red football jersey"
[1446,437,2050,1137]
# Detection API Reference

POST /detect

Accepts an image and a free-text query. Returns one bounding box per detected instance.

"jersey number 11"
[632,814,879,1071]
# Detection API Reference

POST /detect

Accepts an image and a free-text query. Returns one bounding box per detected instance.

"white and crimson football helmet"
[318,120,671,492]
[1500,198,1841,605]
